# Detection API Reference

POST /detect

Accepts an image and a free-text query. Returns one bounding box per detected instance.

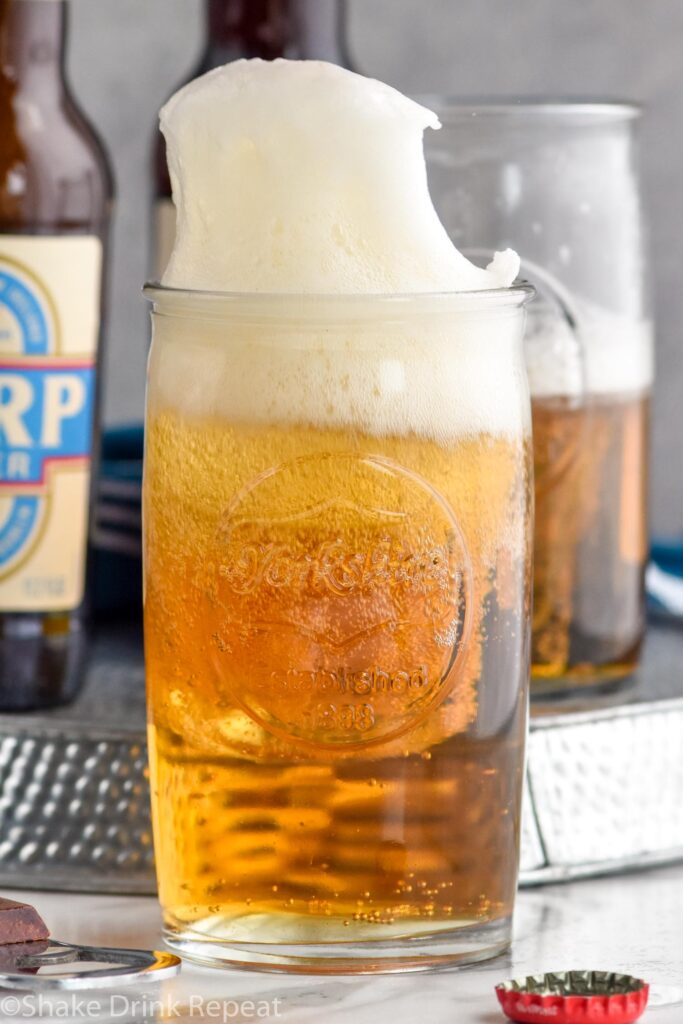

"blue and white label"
[0,364,96,483]
[0,238,102,610]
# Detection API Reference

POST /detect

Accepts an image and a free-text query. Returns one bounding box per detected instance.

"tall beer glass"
[143,285,532,972]
[425,103,652,694]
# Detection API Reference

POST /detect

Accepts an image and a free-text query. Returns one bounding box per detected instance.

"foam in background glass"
[424,102,652,694]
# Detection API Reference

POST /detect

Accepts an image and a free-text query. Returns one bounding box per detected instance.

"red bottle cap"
[495,971,649,1024]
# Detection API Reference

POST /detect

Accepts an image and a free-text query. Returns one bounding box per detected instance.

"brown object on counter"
[0,897,49,945]
[0,938,49,974]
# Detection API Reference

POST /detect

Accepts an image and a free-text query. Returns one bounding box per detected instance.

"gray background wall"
[67,0,683,536]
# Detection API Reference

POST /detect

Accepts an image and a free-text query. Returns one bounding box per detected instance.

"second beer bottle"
[152,0,353,278]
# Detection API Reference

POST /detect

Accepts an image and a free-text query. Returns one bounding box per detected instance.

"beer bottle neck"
[293,0,352,66]
[204,0,351,68]
[0,0,66,96]
[292,0,352,67]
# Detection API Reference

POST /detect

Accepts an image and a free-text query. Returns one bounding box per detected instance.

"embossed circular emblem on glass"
[207,453,472,749]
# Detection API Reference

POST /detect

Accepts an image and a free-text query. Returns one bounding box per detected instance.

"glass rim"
[144,281,534,321]
[419,96,641,122]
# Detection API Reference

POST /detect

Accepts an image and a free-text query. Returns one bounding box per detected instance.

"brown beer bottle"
[0,0,113,709]
[153,0,353,278]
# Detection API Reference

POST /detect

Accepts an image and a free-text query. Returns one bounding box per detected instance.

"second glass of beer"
[426,103,653,694]
[143,285,532,971]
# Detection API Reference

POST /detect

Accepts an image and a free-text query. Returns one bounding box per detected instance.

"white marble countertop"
[4,866,683,1023]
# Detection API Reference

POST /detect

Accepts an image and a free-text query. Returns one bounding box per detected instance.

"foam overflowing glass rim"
[144,282,534,325]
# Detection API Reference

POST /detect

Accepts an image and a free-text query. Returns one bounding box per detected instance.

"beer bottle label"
[0,235,102,612]
[153,197,176,281]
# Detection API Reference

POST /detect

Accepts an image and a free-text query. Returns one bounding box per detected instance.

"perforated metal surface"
[0,731,153,889]
[0,623,681,893]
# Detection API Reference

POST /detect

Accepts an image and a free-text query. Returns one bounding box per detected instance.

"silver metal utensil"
[0,940,181,991]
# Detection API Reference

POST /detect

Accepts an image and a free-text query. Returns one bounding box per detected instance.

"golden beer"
[532,392,649,688]
[143,290,532,970]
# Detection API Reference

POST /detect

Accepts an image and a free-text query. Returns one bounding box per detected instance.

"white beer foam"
[525,301,654,399]
[150,313,531,444]
[160,59,519,294]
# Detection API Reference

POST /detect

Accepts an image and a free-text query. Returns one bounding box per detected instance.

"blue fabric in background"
[92,425,683,623]
[651,541,683,576]
[100,425,144,475]
[648,540,683,620]
[92,425,143,619]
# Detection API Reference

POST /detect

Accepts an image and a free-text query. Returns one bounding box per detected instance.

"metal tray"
[0,623,681,894]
